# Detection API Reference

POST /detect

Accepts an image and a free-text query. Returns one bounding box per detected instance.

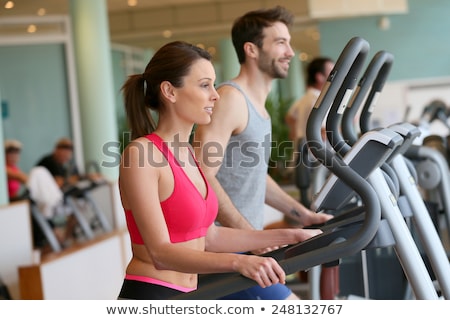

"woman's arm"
[205,223,321,254]
[6,166,28,184]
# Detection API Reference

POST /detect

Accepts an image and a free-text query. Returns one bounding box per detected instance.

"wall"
[0,201,34,299]
[319,0,450,133]
[0,43,145,175]
[0,44,72,173]
[320,0,450,81]
[373,77,450,135]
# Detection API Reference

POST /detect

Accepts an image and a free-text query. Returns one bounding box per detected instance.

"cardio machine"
[335,49,449,299]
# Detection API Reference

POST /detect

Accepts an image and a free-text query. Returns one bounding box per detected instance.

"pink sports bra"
[124,133,218,244]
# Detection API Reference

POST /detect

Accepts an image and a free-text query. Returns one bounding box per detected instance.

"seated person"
[36,137,80,189]
[34,138,107,246]
[4,139,28,201]
[34,138,87,246]
[36,137,104,195]
[3,140,66,248]
[27,166,65,249]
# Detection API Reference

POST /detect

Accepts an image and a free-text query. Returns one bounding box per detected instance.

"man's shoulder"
[198,81,248,135]
[289,95,307,111]
[293,88,320,107]
[216,83,247,107]
[217,82,242,96]
[36,154,54,166]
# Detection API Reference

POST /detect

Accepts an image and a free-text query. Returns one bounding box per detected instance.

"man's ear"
[160,81,176,103]
[315,72,326,86]
[243,42,258,59]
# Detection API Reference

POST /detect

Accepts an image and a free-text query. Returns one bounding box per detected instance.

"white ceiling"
[0,0,320,60]
[0,0,409,61]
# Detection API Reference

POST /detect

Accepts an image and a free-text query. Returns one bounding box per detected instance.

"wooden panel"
[308,0,408,19]
[132,8,175,29]
[19,266,43,300]
[174,3,219,25]
[18,230,130,299]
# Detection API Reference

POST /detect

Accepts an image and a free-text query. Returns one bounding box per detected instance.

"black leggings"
[118,279,185,300]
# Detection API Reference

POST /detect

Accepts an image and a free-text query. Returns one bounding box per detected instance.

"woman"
[118,41,321,299]
[4,139,28,201]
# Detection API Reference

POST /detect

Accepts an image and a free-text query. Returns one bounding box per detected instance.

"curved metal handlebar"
[358,52,394,135]
[340,51,394,152]
[307,36,369,164]
[305,36,381,269]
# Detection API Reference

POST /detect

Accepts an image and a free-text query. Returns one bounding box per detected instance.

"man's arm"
[265,174,333,227]
[36,156,66,188]
[204,176,253,229]
[193,85,253,230]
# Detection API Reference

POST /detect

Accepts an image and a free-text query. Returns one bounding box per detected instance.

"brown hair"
[307,57,334,86]
[231,6,294,64]
[121,41,212,140]
[55,137,73,150]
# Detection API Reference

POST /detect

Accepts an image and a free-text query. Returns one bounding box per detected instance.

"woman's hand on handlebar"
[235,254,286,288]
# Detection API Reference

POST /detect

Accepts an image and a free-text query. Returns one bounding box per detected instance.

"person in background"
[36,137,80,189]
[193,6,332,300]
[117,40,321,300]
[284,56,339,300]
[34,137,102,247]
[285,56,335,145]
[4,139,28,201]
[4,139,66,249]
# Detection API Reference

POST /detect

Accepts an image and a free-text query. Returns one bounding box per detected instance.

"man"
[285,57,335,145]
[36,137,80,189]
[194,6,332,300]
[33,137,81,245]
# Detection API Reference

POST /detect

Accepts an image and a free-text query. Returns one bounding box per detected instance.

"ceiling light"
[127,0,138,7]
[4,1,14,9]
[299,52,308,62]
[27,24,37,33]
[207,47,216,56]
[37,8,46,16]
[162,30,172,38]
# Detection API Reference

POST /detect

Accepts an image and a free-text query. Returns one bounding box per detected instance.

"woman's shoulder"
[121,136,165,166]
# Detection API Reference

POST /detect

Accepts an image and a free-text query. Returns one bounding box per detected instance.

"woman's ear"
[160,81,177,103]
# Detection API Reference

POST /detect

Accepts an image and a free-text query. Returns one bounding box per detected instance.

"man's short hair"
[56,137,73,150]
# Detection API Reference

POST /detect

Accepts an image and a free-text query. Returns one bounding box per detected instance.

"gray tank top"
[216,81,272,230]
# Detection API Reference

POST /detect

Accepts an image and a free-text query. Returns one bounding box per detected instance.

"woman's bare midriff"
[126,238,204,289]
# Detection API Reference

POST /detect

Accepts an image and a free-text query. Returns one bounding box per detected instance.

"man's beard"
[258,51,289,79]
